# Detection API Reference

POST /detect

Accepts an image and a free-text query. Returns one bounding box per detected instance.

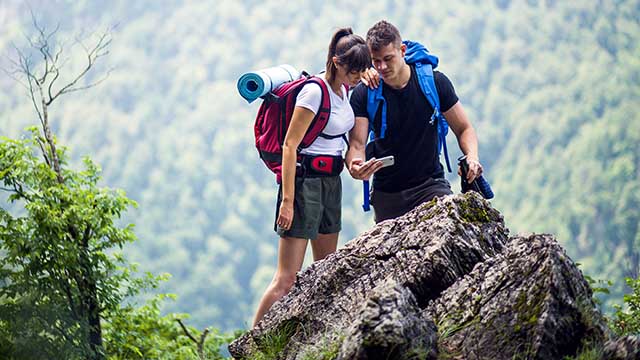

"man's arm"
[444,101,483,182]
[346,116,382,180]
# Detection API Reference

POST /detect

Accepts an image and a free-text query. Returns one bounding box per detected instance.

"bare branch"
[47,68,60,102]
[46,41,67,101]
[8,50,46,150]
[57,67,113,95]
[0,66,30,91]
[29,8,46,39]
[30,18,61,99]
[20,55,45,127]
[198,328,210,359]
[48,31,111,104]
[176,319,199,344]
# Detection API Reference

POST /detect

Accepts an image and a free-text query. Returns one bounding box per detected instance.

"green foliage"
[612,277,640,336]
[562,343,603,360]
[584,273,613,307]
[0,129,142,358]
[103,294,236,360]
[0,131,235,358]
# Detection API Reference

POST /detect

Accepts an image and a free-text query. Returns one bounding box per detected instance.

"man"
[346,20,484,223]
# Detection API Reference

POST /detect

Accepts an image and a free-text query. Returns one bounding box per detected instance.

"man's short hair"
[366,20,402,51]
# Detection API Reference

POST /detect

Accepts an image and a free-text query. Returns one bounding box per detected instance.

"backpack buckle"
[430,108,440,125]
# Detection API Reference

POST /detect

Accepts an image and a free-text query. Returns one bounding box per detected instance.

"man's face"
[370,42,405,81]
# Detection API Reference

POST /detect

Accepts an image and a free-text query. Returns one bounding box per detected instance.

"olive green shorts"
[274,176,342,240]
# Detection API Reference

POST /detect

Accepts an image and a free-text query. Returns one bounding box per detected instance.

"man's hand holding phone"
[348,156,394,180]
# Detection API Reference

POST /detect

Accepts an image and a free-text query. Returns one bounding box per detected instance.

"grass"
[251,319,301,360]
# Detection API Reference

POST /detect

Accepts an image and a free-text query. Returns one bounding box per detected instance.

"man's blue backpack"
[362,40,451,211]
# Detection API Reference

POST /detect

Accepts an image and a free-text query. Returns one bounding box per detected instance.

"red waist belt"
[298,154,344,177]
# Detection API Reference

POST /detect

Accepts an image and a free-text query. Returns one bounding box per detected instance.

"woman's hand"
[360,68,380,89]
[277,199,294,230]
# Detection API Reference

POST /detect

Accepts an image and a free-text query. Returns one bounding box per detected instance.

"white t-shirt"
[294,77,354,156]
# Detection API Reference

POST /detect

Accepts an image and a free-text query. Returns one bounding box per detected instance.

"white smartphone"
[378,155,395,168]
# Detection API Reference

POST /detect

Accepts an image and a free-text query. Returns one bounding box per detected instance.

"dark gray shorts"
[274,176,342,240]
[371,177,453,223]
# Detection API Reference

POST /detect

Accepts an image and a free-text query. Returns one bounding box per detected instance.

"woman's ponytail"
[326,27,354,82]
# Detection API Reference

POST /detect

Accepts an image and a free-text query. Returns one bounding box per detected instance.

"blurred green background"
[1,0,638,331]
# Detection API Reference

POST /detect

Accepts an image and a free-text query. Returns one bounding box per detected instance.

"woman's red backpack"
[254,74,331,183]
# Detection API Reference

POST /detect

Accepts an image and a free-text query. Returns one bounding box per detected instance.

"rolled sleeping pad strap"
[362,180,371,211]
[237,64,301,103]
[475,176,494,199]
[458,155,494,200]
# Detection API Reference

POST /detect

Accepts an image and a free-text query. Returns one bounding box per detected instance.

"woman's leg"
[311,232,338,261]
[252,236,308,327]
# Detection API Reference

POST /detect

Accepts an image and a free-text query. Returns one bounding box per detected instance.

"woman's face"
[345,69,365,88]
[336,64,364,88]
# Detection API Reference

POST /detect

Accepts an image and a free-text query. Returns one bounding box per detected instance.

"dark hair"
[366,20,402,51]
[325,27,371,82]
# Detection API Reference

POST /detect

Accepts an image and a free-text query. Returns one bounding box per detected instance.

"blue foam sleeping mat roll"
[237,64,301,103]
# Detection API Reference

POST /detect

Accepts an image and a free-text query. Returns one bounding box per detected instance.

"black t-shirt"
[350,66,459,192]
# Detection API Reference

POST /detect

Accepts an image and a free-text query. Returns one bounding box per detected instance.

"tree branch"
[198,328,210,359]
[56,67,113,95]
[0,65,30,91]
[82,225,93,248]
[175,319,210,360]
[48,31,112,105]
[176,319,199,344]
[35,136,51,167]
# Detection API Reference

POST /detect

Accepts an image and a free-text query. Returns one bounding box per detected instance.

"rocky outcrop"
[427,234,610,359]
[229,192,620,360]
[602,336,640,360]
[336,281,437,360]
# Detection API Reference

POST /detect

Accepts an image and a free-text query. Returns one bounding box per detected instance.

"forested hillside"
[1,0,638,331]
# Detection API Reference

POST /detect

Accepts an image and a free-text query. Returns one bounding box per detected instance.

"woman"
[252,28,371,327]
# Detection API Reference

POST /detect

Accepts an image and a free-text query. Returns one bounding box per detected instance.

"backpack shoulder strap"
[414,63,440,122]
[366,83,387,140]
[305,76,331,115]
[362,83,387,212]
[414,63,452,172]
[296,76,332,149]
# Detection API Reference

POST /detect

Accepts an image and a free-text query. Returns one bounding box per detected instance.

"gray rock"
[229,193,508,359]
[228,192,617,359]
[427,234,610,360]
[337,280,437,360]
[602,336,640,360]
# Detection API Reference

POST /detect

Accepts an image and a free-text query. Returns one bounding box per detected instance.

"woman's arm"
[277,106,315,231]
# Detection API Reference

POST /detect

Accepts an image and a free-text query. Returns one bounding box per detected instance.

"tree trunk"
[39,86,63,183]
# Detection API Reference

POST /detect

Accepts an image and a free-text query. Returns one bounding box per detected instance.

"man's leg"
[372,178,453,223]
[409,177,453,210]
